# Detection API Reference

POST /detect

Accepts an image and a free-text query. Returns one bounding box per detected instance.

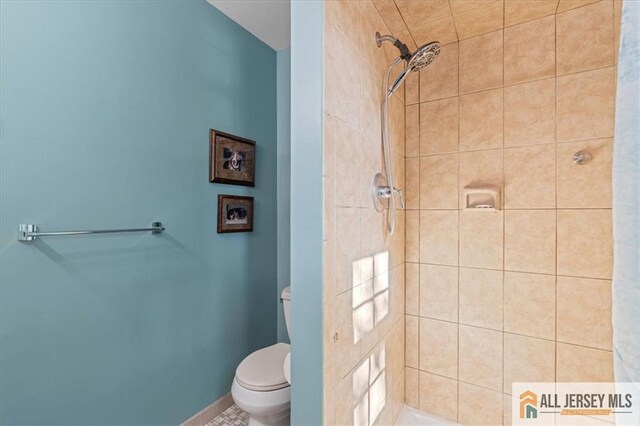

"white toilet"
[231,286,291,426]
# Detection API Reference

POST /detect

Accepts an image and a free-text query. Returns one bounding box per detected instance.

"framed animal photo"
[209,129,255,186]
[217,195,254,233]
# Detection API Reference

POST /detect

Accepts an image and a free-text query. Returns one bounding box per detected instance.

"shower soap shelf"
[463,186,500,212]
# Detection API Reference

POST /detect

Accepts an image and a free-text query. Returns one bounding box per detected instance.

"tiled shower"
[322,0,622,424]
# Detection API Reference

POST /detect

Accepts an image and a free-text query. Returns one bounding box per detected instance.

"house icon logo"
[520,390,538,419]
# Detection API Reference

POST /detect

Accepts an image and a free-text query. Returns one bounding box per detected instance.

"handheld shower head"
[374,33,443,235]
[377,33,442,96]
[408,41,441,71]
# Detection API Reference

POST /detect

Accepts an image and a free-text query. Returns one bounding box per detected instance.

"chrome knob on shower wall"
[371,172,404,212]
[573,150,592,165]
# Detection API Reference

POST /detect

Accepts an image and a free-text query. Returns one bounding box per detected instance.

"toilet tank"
[281,286,291,340]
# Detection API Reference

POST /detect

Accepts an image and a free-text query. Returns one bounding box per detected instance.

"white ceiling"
[207,0,291,51]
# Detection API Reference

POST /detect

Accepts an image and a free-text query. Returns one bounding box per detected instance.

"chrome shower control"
[372,172,404,212]
[573,150,592,165]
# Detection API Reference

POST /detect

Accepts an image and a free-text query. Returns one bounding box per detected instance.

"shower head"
[407,41,441,71]
[377,32,441,96]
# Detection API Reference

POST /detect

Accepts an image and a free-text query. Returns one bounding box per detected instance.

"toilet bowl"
[231,343,291,426]
[231,287,292,426]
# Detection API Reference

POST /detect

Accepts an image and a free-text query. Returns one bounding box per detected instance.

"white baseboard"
[182,392,234,426]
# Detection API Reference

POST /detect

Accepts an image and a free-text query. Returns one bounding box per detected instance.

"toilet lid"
[236,343,290,392]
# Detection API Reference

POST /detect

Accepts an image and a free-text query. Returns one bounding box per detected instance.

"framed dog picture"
[217,195,254,233]
[209,129,256,186]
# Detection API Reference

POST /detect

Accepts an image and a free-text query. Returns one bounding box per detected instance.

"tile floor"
[206,404,249,426]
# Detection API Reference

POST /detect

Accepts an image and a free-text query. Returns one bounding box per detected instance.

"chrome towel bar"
[18,222,164,242]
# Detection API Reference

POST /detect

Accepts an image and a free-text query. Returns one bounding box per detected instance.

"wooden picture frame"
[217,195,254,233]
[209,129,256,187]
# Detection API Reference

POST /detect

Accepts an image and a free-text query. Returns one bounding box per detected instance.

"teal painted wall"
[290,2,324,424]
[276,48,291,343]
[0,1,277,424]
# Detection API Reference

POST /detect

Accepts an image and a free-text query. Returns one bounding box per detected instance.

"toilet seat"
[236,343,290,392]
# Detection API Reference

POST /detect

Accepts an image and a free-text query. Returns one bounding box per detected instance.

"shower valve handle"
[376,185,405,209]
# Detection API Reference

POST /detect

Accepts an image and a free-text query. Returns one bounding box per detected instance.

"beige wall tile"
[405,104,420,157]
[420,97,459,155]
[504,272,556,340]
[504,15,555,85]
[406,263,419,316]
[324,239,337,302]
[420,42,459,102]
[390,94,406,156]
[450,0,496,15]
[372,0,407,34]
[405,69,420,106]
[395,0,451,30]
[361,64,382,170]
[505,210,556,274]
[505,145,556,209]
[453,1,504,40]
[324,113,336,178]
[335,121,361,208]
[335,0,362,51]
[419,371,458,422]
[557,0,600,13]
[419,318,458,378]
[360,1,383,75]
[325,49,336,116]
[420,154,459,210]
[389,208,406,267]
[331,290,364,380]
[505,0,559,27]
[336,207,362,294]
[459,267,503,330]
[406,157,420,210]
[557,67,616,142]
[406,315,419,368]
[406,210,420,263]
[405,367,420,409]
[459,88,504,151]
[504,333,555,392]
[391,151,406,209]
[411,16,459,47]
[324,0,336,52]
[328,1,618,417]
[557,1,614,75]
[557,139,613,208]
[458,381,504,425]
[557,209,613,279]
[459,30,503,93]
[395,372,408,412]
[557,276,612,350]
[354,281,380,356]
[557,343,614,382]
[459,325,503,391]
[420,210,459,266]
[324,177,336,242]
[332,366,356,426]
[504,79,556,148]
[460,211,504,270]
[335,32,362,130]
[361,209,386,267]
[459,149,504,203]
[504,394,516,426]
[614,0,622,64]
[359,160,378,210]
[420,264,458,322]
